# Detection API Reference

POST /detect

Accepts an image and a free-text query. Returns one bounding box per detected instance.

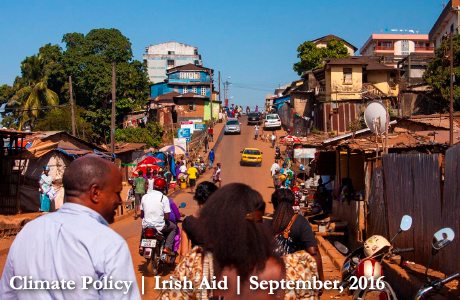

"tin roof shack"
[17,132,108,213]
[394,114,460,144]
[0,129,31,214]
[324,131,447,250]
[148,92,178,126]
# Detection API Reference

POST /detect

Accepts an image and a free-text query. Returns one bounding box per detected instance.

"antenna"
[364,101,388,134]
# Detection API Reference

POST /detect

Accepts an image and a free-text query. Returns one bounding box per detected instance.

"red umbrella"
[132,165,161,177]
[138,156,164,165]
[280,135,302,144]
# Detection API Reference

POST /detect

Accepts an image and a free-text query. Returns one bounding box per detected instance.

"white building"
[429,0,460,48]
[360,33,433,57]
[143,41,203,83]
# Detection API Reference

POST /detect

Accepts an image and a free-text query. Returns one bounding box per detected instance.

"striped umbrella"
[159,144,186,155]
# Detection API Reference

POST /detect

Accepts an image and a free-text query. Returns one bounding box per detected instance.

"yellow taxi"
[240,148,263,167]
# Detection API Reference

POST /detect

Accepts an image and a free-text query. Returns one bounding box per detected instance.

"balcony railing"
[375,46,394,51]
[415,46,434,51]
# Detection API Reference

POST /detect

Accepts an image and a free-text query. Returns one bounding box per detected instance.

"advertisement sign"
[194,122,206,131]
[178,128,191,142]
[294,148,316,159]
[174,138,187,150]
[180,121,193,125]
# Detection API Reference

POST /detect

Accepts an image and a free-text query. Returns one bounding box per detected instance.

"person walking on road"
[254,124,259,140]
[187,163,199,193]
[270,159,280,177]
[133,170,147,219]
[212,163,222,187]
[0,155,141,299]
[204,135,209,153]
[218,111,223,123]
[208,126,214,142]
[208,149,215,169]
[271,131,276,148]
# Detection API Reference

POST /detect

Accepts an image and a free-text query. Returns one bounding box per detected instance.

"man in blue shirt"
[0,155,140,299]
[208,149,215,169]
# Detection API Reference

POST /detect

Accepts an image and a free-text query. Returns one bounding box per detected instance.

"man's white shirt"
[270,163,280,176]
[140,190,170,230]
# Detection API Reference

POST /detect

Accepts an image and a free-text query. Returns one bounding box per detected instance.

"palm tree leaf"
[44,88,59,106]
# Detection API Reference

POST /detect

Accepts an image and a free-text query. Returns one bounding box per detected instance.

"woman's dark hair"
[271,201,294,235]
[199,183,274,282]
[271,189,295,210]
[193,181,218,206]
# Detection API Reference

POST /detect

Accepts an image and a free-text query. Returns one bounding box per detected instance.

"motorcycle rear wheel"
[146,251,160,276]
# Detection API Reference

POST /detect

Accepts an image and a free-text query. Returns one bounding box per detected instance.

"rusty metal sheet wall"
[382,154,442,268]
[441,143,460,275]
[367,166,389,239]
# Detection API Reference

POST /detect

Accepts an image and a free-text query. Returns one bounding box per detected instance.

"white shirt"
[180,165,187,173]
[254,125,259,132]
[140,190,170,230]
[147,178,155,193]
[0,203,140,300]
[270,163,280,176]
[271,134,276,141]
[218,112,223,119]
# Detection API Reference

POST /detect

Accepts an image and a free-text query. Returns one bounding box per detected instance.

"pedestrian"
[208,148,215,169]
[246,106,250,114]
[187,162,199,193]
[212,163,222,187]
[271,131,276,148]
[133,170,147,219]
[270,159,280,177]
[204,135,209,153]
[180,181,218,259]
[208,126,214,142]
[255,105,258,112]
[321,175,334,212]
[254,124,259,140]
[39,166,52,212]
[0,155,141,299]
[218,110,223,123]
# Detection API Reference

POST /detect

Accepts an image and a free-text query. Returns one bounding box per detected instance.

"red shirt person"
[208,126,214,142]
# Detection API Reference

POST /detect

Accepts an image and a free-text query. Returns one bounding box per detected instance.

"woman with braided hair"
[268,189,324,283]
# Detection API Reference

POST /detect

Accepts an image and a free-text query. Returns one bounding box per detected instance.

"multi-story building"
[429,0,460,47]
[360,33,434,58]
[143,41,203,83]
[311,34,357,56]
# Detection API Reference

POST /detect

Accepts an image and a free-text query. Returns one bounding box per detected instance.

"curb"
[316,235,345,271]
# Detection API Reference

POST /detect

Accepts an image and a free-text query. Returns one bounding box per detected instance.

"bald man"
[0,155,141,299]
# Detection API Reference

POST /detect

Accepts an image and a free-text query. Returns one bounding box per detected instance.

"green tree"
[293,39,350,76]
[34,106,93,140]
[61,28,149,143]
[424,35,460,111]
[115,123,164,148]
[6,54,59,129]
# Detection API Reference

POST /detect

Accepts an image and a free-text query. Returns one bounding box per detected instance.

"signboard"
[177,128,191,143]
[194,122,205,131]
[174,138,187,151]
[180,121,193,125]
[294,148,316,159]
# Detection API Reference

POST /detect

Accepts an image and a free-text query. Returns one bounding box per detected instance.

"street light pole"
[111,62,116,154]
[210,69,213,124]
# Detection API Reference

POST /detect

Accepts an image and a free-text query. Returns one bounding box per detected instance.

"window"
[343,68,352,84]
[192,87,197,94]
[179,72,199,79]
[201,87,207,95]
[174,86,179,92]
[167,60,175,68]
[401,40,409,55]
[183,86,188,94]
[189,101,196,111]
[168,51,175,55]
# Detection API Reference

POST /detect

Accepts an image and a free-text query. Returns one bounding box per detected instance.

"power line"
[4,103,70,113]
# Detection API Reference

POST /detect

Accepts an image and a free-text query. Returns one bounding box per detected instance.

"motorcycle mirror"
[432,228,455,250]
[334,241,349,255]
[400,215,412,231]
[179,203,186,208]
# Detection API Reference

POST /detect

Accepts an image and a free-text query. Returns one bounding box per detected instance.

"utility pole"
[218,71,221,106]
[68,76,76,136]
[449,32,454,147]
[111,62,116,154]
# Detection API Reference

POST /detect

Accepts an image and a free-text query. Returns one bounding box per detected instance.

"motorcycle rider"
[139,177,177,255]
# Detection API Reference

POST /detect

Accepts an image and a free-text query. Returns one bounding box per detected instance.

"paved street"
[0,116,350,299]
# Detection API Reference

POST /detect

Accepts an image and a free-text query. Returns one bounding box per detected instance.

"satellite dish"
[364,101,387,134]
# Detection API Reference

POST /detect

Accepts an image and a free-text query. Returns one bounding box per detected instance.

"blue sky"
[0,0,445,109]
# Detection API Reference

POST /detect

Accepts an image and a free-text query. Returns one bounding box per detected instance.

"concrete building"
[143,41,203,83]
[312,34,358,56]
[360,33,434,57]
[429,0,460,47]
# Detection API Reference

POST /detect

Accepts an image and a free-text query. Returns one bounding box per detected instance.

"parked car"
[264,114,281,129]
[247,112,262,125]
[224,118,241,134]
[240,148,262,166]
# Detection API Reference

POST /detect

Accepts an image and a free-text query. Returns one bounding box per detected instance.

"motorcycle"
[335,215,414,299]
[140,202,186,276]
[414,228,459,299]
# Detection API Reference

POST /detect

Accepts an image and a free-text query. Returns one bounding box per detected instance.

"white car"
[264,114,281,129]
